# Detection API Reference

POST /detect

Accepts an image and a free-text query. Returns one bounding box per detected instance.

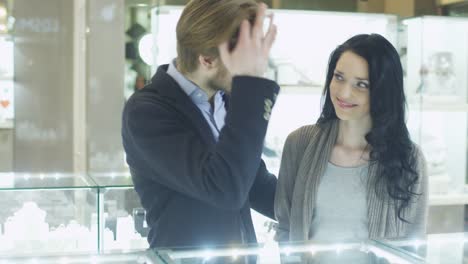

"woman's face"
[330,51,371,122]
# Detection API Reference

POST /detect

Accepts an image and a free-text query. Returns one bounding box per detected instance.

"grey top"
[310,162,369,242]
[274,120,428,242]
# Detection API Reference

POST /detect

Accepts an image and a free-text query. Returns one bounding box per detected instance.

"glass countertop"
[0,172,97,190]
[380,232,468,264]
[153,239,425,264]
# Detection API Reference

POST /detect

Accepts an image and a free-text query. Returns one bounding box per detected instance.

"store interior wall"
[13,0,74,172]
[87,0,127,173]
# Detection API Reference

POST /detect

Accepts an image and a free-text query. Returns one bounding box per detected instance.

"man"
[122,0,279,249]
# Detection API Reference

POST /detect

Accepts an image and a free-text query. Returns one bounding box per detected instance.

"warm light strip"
[438,0,467,6]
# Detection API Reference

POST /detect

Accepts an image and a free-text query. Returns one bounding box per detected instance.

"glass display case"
[0,172,148,255]
[0,173,99,255]
[90,173,149,252]
[403,16,468,195]
[380,233,468,264]
[401,16,468,233]
[4,8,468,262]
[4,234,468,263]
[403,16,468,105]
[153,240,425,264]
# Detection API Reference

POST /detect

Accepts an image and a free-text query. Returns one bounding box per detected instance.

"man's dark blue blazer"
[122,65,279,248]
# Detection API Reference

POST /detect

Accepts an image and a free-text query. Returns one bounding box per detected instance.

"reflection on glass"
[404,17,468,104]
[381,233,468,264]
[154,240,424,264]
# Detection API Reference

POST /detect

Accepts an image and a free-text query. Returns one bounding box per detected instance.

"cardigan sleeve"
[406,145,429,239]
[274,128,303,242]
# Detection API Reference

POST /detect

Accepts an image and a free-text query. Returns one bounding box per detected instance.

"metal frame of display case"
[153,240,426,264]
[401,15,468,234]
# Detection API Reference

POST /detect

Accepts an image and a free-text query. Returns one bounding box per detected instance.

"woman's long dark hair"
[317,34,419,222]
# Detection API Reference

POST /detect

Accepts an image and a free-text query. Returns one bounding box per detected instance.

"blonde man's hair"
[176,0,258,74]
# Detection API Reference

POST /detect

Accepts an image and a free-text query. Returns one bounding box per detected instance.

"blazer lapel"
[150,65,216,145]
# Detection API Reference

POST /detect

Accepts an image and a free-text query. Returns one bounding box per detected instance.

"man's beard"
[207,64,232,94]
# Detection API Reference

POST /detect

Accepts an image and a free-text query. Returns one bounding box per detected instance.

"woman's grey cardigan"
[274,120,428,242]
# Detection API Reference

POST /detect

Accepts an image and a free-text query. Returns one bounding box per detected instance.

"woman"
[274,34,428,246]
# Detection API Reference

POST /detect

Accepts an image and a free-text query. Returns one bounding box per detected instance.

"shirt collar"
[167,59,207,103]
[167,59,224,105]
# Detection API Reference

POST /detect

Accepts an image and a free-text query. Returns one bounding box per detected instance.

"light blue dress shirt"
[167,60,226,141]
